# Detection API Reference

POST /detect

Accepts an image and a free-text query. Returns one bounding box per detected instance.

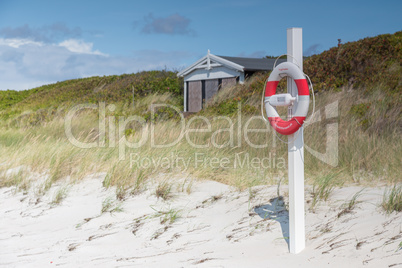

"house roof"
[217,56,284,71]
[177,51,286,77]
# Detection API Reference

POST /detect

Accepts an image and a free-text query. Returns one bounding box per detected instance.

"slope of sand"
[0,172,401,267]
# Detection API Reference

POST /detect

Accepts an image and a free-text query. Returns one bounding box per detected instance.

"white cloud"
[0,37,194,91]
[0,38,43,48]
[58,39,106,56]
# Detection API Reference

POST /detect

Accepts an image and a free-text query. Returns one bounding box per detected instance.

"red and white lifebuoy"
[264,62,310,135]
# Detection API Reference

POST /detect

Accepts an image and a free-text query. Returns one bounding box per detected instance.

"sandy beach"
[0,170,401,267]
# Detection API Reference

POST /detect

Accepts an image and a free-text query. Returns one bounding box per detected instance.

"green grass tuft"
[382,184,402,214]
[311,173,340,208]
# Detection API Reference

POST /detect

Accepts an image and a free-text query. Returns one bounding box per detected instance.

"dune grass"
[311,173,340,208]
[0,83,400,196]
[337,189,364,218]
[155,180,174,200]
[51,186,70,205]
[382,184,402,214]
[101,196,123,214]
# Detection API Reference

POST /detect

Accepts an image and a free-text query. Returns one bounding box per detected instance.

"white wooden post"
[287,27,305,254]
[183,81,187,112]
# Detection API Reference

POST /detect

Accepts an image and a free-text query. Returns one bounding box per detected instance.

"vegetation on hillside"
[304,31,401,92]
[0,70,183,122]
[0,31,401,201]
[0,89,32,110]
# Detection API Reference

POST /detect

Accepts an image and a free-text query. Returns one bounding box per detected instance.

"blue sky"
[0,0,401,90]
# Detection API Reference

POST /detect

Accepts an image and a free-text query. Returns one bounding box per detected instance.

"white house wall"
[184,66,242,82]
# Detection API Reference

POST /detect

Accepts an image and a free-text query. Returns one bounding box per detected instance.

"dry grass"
[155,180,173,200]
[0,166,30,193]
[0,88,400,194]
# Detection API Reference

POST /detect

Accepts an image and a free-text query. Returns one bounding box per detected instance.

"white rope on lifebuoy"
[264,61,310,136]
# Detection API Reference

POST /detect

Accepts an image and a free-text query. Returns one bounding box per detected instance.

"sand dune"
[0,173,401,267]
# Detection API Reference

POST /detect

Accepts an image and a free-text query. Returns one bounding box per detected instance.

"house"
[177,50,284,112]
